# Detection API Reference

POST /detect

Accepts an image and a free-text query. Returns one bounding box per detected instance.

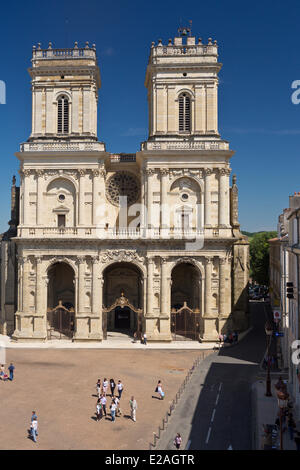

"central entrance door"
[115,306,131,329]
[102,262,143,339]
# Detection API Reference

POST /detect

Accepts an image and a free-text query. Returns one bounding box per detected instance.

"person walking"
[8,363,15,381]
[117,380,124,399]
[102,378,108,395]
[129,396,137,422]
[110,399,117,422]
[156,380,164,400]
[96,379,101,398]
[100,393,107,417]
[110,378,116,397]
[96,399,102,421]
[31,417,38,443]
[173,433,182,449]
[143,333,147,345]
[114,395,122,416]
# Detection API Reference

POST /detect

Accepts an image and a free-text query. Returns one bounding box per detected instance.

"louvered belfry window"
[179,93,191,132]
[57,95,69,134]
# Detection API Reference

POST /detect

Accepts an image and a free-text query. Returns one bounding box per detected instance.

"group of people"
[133,332,147,345]
[218,331,238,345]
[274,376,300,449]
[0,363,15,381]
[95,378,137,423]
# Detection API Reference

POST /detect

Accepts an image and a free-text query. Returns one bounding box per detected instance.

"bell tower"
[29,41,101,141]
[145,28,221,142]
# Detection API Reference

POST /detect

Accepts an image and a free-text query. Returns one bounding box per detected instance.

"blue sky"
[0,0,300,233]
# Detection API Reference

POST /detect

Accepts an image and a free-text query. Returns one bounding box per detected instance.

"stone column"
[160,169,169,236]
[159,257,172,341]
[204,257,213,316]
[219,257,226,316]
[36,170,44,225]
[92,257,100,314]
[92,170,100,226]
[202,256,219,342]
[22,257,30,314]
[146,169,155,229]
[34,256,47,339]
[218,168,230,227]
[78,169,86,225]
[35,256,43,315]
[204,168,212,227]
[147,257,154,315]
[17,256,24,313]
[23,170,31,225]
[12,256,33,341]
[78,256,85,313]
[160,257,169,315]
[90,256,102,340]
[140,169,145,232]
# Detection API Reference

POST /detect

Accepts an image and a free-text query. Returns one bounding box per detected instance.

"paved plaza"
[0,348,212,450]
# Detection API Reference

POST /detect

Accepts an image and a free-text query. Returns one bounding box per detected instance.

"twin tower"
[0,31,249,343]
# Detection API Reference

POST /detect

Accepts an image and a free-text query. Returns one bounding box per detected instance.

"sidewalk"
[252,380,298,450]
[0,333,218,350]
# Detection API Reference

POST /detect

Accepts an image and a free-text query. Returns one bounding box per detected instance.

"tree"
[249,231,277,285]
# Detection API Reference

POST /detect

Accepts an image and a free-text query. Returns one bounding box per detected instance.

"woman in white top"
[110,400,117,422]
[102,378,108,394]
[117,380,124,399]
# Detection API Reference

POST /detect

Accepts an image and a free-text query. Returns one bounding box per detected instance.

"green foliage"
[249,231,277,285]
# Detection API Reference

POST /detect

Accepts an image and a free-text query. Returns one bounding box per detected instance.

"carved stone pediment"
[101,249,145,264]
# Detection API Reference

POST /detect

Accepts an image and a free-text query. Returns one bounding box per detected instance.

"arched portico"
[102,262,144,338]
[170,261,202,340]
[47,261,75,339]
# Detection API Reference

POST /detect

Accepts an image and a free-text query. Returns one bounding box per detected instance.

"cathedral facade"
[0,32,249,342]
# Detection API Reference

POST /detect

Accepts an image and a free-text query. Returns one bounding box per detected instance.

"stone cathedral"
[0,31,249,342]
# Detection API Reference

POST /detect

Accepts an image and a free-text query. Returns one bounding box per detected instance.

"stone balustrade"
[32,42,96,60]
[20,141,106,152]
[17,226,205,240]
[141,140,229,151]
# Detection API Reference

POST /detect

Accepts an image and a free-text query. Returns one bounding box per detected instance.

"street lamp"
[265,322,273,397]
[277,391,289,450]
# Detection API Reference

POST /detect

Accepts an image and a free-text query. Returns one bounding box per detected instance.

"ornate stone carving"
[204,168,213,177]
[101,250,145,264]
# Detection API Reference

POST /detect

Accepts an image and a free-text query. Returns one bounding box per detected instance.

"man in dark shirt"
[8,363,15,381]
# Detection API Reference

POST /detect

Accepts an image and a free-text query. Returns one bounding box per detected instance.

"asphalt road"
[157,302,268,450]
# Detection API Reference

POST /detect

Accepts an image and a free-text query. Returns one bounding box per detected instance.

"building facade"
[0,33,249,342]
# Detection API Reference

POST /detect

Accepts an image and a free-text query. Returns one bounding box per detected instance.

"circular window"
[181,193,189,201]
[106,171,140,207]
[58,194,65,202]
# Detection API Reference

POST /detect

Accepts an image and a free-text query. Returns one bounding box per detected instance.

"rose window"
[106,172,140,206]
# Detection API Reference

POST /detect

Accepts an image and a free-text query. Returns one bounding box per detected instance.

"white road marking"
[186,440,191,450]
[219,382,223,393]
[211,408,216,423]
[215,393,220,405]
[205,426,212,444]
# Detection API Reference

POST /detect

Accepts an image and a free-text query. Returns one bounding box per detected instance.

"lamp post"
[277,392,288,450]
[265,322,273,397]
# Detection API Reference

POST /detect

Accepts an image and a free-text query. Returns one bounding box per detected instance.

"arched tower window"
[57,95,69,134]
[179,93,191,132]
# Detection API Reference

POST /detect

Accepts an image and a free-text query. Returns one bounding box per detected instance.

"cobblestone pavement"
[0,348,213,450]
